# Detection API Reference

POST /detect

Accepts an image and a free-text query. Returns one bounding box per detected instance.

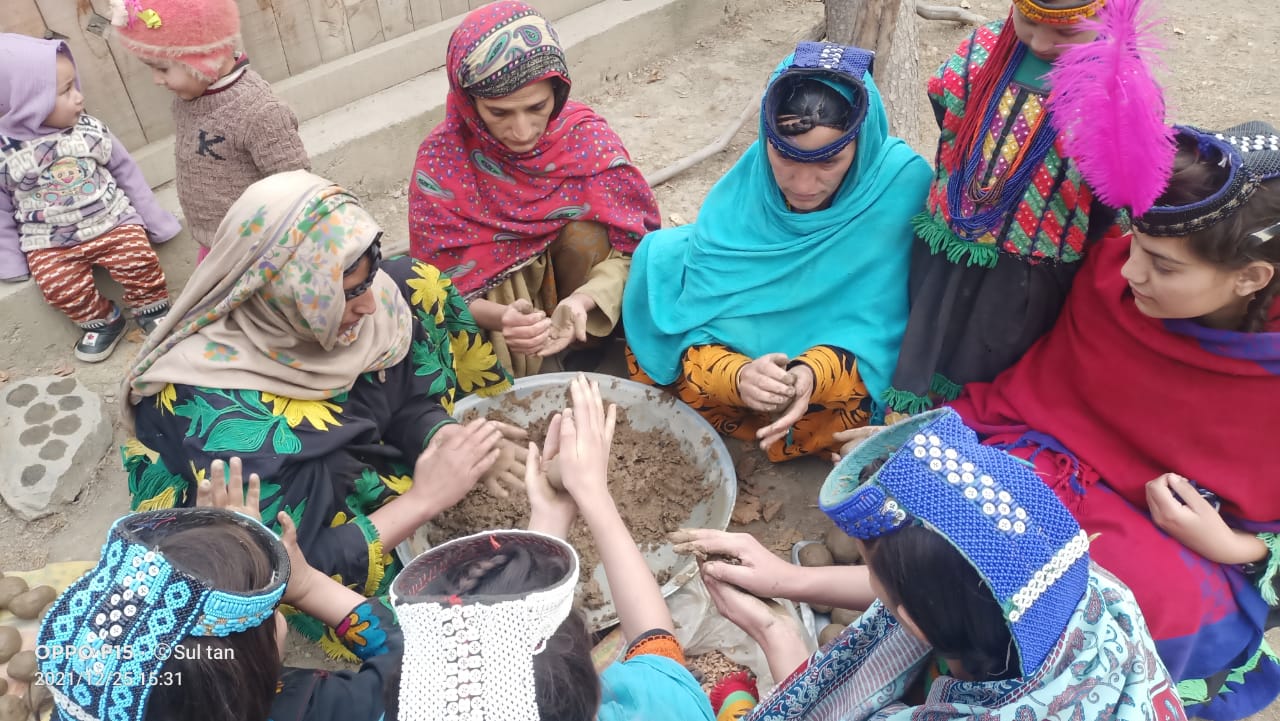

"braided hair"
[773,77,853,138]
[1156,136,1280,332]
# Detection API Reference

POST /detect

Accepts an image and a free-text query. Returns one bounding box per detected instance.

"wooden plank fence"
[1,0,492,149]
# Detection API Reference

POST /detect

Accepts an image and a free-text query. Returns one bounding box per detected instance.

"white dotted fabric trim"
[1007,530,1090,623]
[909,433,1030,535]
[818,44,845,70]
[394,558,578,720]
[1217,132,1280,154]
[49,684,101,721]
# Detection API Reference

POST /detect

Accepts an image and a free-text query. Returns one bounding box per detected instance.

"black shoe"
[74,307,127,363]
[133,301,170,335]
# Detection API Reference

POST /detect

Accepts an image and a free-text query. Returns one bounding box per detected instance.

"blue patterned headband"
[763,42,874,163]
[37,508,289,721]
[1135,121,1280,240]
[819,408,1090,676]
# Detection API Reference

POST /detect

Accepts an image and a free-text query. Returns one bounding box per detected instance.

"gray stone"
[0,375,109,520]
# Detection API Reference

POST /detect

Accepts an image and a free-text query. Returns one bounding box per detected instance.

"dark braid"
[449,554,514,595]
[774,78,853,138]
[1244,279,1280,333]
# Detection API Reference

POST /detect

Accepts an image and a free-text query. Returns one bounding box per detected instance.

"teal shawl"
[622,58,932,404]
[598,654,715,721]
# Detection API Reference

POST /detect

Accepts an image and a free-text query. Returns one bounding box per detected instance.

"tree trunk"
[826,0,922,148]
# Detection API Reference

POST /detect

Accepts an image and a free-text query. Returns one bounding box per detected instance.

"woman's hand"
[525,440,578,539]
[540,293,595,357]
[479,421,531,498]
[829,425,884,463]
[703,570,810,680]
[556,375,617,506]
[501,299,553,355]
[670,529,800,599]
[1147,473,1267,565]
[737,354,795,413]
[197,457,261,519]
[414,419,503,510]
[756,364,815,451]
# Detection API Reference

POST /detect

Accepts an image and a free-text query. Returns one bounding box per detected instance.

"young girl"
[949,121,1280,719]
[387,375,715,720]
[109,0,310,262]
[36,432,491,721]
[883,0,1131,414]
[684,409,1187,721]
[0,34,180,361]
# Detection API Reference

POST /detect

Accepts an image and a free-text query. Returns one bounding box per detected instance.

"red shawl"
[950,236,1280,521]
[407,3,658,298]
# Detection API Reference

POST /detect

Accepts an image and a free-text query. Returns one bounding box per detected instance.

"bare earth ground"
[1,0,1278,711]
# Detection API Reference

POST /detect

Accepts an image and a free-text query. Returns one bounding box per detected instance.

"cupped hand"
[703,569,792,644]
[479,421,532,498]
[197,457,261,519]
[414,419,502,509]
[756,364,815,451]
[669,528,798,599]
[1146,472,1242,564]
[501,299,553,355]
[525,441,578,538]
[539,294,593,357]
[737,353,795,413]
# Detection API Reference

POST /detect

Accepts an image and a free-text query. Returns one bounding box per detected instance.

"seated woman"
[408,0,660,377]
[122,170,514,657]
[947,122,1280,720]
[681,409,1186,721]
[623,42,932,462]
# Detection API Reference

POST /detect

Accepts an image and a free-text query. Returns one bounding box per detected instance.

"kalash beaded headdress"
[1012,0,1105,25]
[763,42,874,163]
[1134,122,1280,242]
[36,508,289,721]
[819,408,1090,676]
[390,530,579,721]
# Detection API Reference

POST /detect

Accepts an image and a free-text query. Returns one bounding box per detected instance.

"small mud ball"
[818,623,844,647]
[824,526,862,565]
[811,602,833,614]
[6,651,37,683]
[797,544,833,567]
[831,608,861,626]
[8,586,55,620]
[26,680,52,715]
[0,578,28,610]
[0,627,19,664]
[0,695,27,721]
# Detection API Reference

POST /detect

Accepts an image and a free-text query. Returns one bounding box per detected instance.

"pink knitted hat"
[109,0,240,83]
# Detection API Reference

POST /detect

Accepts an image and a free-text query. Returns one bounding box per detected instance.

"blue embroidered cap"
[819,408,1090,676]
[763,42,874,163]
[1135,121,1280,240]
[37,508,289,721]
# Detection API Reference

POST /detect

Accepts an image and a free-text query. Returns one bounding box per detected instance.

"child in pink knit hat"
[111,0,310,262]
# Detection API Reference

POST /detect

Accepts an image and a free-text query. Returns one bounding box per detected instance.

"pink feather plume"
[1046,0,1176,215]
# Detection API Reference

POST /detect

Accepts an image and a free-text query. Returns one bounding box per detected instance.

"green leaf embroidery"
[204,417,277,453]
[272,423,303,455]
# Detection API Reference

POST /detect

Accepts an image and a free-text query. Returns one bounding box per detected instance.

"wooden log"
[825,0,922,149]
[916,3,986,24]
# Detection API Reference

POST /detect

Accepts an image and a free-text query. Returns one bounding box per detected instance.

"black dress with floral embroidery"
[123,257,511,658]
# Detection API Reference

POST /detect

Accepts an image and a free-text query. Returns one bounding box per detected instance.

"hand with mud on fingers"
[703,568,786,642]
[412,419,502,510]
[756,364,815,451]
[737,353,795,413]
[198,457,262,519]
[525,441,578,538]
[479,419,531,497]
[501,299,552,355]
[277,512,321,605]
[669,528,798,598]
[539,293,593,357]
[829,425,885,463]
[556,374,617,504]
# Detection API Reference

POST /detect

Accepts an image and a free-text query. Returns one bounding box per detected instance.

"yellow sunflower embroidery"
[155,384,178,414]
[189,462,208,485]
[383,473,413,496]
[262,392,343,431]
[450,331,506,393]
[135,486,177,512]
[407,263,452,319]
[330,511,349,528]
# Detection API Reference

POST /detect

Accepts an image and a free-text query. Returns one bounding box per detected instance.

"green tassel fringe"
[1256,533,1280,606]
[881,388,934,416]
[911,212,1000,269]
[1177,641,1279,703]
[930,373,963,402]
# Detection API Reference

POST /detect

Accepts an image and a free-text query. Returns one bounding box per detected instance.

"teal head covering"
[622,43,932,407]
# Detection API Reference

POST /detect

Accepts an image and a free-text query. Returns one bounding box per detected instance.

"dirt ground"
[1,0,1278,713]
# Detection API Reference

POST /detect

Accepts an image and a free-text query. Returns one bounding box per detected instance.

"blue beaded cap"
[819,408,1090,676]
[763,42,874,163]
[36,508,289,721]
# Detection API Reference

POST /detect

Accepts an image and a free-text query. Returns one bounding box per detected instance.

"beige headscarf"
[123,171,413,426]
